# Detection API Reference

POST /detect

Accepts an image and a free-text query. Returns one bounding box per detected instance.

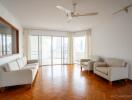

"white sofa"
[80,56,102,71]
[94,58,128,82]
[0,57,39,88]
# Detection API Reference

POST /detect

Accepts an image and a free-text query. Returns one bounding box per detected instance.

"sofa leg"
[0,87,6,92]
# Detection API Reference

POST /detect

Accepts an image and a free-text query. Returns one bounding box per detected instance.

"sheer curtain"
[23,29,30,59]
[72,30,92,63]
[68,33,73,64]
[84,29,92,59]
[24,29,92,65]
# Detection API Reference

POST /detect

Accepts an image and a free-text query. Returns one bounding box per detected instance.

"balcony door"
[30,35,69,66]
[41,36,52,65]
[52,37,62,65]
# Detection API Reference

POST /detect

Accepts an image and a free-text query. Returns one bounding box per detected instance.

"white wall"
[92,11,132,79]
[0,2,23,65]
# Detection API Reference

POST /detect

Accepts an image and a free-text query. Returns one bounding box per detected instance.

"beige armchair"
[94,58,128,83]
[80,56,102,71]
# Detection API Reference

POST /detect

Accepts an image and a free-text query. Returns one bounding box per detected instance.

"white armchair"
[80,56,102,71]
[94,58,128,83]
[80,59,91,70]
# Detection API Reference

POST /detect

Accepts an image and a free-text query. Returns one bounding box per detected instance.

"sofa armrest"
[80,59,90,62]
[108,66,128,81]
[27,59,39,64]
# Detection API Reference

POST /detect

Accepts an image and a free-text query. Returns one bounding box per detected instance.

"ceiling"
[0,0,132,31]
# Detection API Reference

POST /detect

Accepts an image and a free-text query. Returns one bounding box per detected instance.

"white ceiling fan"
[56,2,98,22]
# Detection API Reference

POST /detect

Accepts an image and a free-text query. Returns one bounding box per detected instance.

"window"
[29,35,69,65]
[28,31,90,65]
[62,37,68,64]
[0,17,19,57]
[73,36,85,63]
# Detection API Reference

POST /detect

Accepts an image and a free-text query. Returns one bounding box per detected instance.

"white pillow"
[17,58,25,69]
[4,61,19,72]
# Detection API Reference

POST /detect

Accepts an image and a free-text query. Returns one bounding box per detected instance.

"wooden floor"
[0,65,132,100]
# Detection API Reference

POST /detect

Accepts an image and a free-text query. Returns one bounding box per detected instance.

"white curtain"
[23,29,30,59]
[84,29,92,59]
[68,33,73,64]
[24,29,92,65]
[67,30,92,64]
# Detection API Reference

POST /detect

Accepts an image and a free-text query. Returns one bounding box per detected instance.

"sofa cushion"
[105,58,124,67]
[4,61,19,72]
[17,58,25,69]
[95,67,108,75]
[22,63,39,70]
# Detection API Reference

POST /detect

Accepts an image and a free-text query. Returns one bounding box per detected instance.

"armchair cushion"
[95,67,109,75]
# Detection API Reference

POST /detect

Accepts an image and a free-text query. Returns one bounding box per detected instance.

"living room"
[0,0,132,100]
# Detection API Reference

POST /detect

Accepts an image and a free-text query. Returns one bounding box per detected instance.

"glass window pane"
[3,34,6,55]
[29,35,69,65]
[53,37,62,65]
[6,34,12,55]
[42,36,52,65]
[73,36,85,63]
[63,37,68,64]
[0,34,2,56]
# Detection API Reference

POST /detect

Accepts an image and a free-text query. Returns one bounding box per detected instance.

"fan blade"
[73,12,98,17]
[56,6,71,13]
[113,8,124,15]
[113,4,132,15]
[124,4,132,9]
[113,9,124,15]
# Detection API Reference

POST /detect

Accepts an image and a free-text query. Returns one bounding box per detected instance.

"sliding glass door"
[42,36,52,65]
[30,35,69,65]
[62,37,68,64]
[53,37,62,65]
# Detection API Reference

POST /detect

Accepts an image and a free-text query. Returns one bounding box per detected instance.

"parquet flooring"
[0,64,132,100]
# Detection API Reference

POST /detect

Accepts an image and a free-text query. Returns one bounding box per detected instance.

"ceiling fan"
[113,4,132,15]
[56,3,98,21]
